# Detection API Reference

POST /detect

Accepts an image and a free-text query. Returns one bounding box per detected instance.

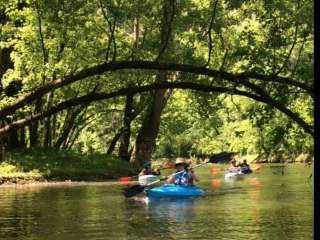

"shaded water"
[0,164,313,240]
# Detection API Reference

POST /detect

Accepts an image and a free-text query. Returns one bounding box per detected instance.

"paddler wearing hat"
[166,157,199,186]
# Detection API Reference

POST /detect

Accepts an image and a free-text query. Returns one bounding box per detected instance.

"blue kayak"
[146,184,205,198]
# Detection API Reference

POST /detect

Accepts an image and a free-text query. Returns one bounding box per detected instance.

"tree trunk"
[8,129,19,149]
[118,10,142,161]
[43,116,52,147]
[43,91,54,147]
[107,128,123,155]
[29,122,39,147]
[0,47,14,93]
[20,126,26,148]
[130,0,174,165]
[54,106,84,149]
[0,7,14,93]
[29,98,43,147]
[52,111,57,144]
[130,73,168,165]
[119,93,134,161]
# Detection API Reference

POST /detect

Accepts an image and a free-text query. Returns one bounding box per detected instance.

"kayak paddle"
[122,152,234,198]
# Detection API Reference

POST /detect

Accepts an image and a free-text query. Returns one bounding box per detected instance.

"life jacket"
[228,166,240,173]
[143,167,153,175]
[240,166,252,174]
[174,170,192,186]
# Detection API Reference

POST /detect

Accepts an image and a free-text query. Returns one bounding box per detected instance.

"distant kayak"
[146,184,205,198]
[138,175,159,186]
[224,171,245,181]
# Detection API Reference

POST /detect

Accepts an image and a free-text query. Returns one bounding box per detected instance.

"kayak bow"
[138,175,159,186]
[146,184,204,198]
[224,171,245,181]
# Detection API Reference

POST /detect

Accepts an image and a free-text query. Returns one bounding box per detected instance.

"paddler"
[138,161,161,176]
[166,158,199,186]
[239,159,252,174]
[227,159,241,173]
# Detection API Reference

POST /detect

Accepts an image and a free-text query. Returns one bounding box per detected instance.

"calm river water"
[0,164,313,240]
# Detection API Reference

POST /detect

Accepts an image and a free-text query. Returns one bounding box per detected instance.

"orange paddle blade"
[119,176,133,182]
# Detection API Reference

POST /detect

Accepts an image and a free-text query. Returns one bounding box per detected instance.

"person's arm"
[189,169,199,182]
[138,168,146,176]
[166,175,175,183]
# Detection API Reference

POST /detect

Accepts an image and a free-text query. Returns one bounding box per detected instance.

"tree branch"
[0,60,313,119]
[155,0,175,62]
[0,81,313,137]
[99,0,117,61]
[275,24,299,75]
[35,1,48,65]
[204,0,218,67]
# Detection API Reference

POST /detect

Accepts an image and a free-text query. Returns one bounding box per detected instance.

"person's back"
[240,160,252,173]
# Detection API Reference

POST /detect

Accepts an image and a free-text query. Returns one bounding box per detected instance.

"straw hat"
[175,157,187,165]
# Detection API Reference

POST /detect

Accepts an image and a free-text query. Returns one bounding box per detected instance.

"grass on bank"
[0,149,139,180]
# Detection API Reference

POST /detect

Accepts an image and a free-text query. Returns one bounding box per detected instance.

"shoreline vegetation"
[0,149,313,187]
[0,149,139,186]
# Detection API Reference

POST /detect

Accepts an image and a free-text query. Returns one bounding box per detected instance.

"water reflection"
[210,178,221,187]
[224,174,246,184]
[124,197,196,222]
[145,197,195,221]
[122,197,196,240]
[0,164,314,240]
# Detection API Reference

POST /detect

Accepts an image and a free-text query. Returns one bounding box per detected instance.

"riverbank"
[0,175,122,187]
[0,179,121,188]
[0,149,139,186]
[0,149,313,187]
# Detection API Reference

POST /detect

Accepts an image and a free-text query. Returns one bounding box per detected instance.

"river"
[0,164,313,240]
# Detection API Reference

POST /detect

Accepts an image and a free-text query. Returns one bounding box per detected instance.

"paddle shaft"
[145,161,209,186]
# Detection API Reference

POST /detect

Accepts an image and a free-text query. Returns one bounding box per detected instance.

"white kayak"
[138,175,159,186]
[224,171,245,181]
